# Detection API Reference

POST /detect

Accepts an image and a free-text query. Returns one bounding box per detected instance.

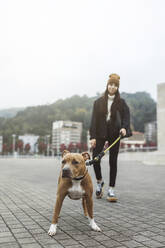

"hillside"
[0,92,156,143]
[0,107,25,118]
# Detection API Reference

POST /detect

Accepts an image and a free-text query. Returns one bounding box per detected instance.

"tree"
[24,143,31,154]
[2,143,8,154]
[60,143,67,152]
[38,142,47,154]
[67,142,75,152]
[16,140,23,154]
[76,142,82,152]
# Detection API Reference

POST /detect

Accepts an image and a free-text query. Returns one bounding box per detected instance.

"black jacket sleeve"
[121,100,132,137]
[89,100,97,139]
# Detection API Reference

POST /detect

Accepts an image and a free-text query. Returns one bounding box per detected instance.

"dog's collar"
[72,169,88,181]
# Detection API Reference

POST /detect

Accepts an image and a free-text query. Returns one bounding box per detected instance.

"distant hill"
[121,91,156,131]
[0,107,25,118]
[0,92,156,143]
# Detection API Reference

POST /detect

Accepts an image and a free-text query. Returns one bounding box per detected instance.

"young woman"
[90,73,131,202]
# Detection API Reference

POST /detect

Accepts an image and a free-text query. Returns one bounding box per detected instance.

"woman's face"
[107,83,118,96]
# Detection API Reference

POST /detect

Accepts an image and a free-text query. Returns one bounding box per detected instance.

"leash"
[86,134,123,166]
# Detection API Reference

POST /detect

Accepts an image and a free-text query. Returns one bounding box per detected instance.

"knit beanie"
[107,73,120,88]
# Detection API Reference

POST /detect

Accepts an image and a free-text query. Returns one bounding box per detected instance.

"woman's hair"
[103,86,121,120]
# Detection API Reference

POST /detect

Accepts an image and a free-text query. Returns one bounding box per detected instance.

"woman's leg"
[109,138,120,187]
[92,139,105,181]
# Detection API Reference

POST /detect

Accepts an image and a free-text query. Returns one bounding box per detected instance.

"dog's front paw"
[89,219,101,232]
[91,222,101,232]
[48,224,57,236]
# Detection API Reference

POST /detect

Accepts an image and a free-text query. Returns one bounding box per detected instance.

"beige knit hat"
[107,73,120,87]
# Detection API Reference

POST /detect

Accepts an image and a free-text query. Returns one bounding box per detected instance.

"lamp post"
[47,135,50,156]
[12,134,16,156]
[57,134,60,157]
[87,130,90,152]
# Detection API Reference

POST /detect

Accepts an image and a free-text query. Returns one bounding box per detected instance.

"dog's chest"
[68,181,85,200]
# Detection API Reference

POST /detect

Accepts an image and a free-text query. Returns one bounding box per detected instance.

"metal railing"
[119,146,157,153]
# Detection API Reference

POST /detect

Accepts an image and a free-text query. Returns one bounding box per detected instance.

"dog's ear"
[62,150,70,158]
[81,152,90,161]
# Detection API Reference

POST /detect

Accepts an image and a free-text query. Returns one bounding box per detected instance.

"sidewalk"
[0,158,165,248]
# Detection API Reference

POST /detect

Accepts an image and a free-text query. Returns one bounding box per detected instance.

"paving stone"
[58,238,80,246]
[42,244,64,248]
[100,239,122,247]
[71,234,90,240]
[0,227,10,232]
[65,245,84,248]
[112,235,131,242]
[132,235,150,242]
[151,235,165,242]
[0,236,16,243]
[139,230,157,237]
[121,240,142,247]
[65,230,84,235]
[17,237,37,244]
[1,158,165,248]
[38,238,60,245]
[8,224,24,228]
[21,244,42,248]
[88,246,107,248]
[29,228,45,234]
[103,230,119,236]
[53,233,71,240]
[79,238,101,246]
[94,234,111,241]
[0,243,20,248]
[0,232,13,238]
[12,228,27,233]
[14,232,33,238]
[142,239,165,247]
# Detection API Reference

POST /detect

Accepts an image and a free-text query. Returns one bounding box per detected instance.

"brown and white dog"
[48,150,101,236]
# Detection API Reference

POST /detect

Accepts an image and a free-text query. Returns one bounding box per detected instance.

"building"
[144,121,157,146]
[0,136,3,153]
[120,131,145,151]
[18,134,39,153]
[52,120,82,154]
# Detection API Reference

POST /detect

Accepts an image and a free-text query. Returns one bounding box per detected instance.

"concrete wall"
[157,83,165,153]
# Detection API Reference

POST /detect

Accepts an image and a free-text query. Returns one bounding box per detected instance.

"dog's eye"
[72,159,79,165]
[62,160,66,164]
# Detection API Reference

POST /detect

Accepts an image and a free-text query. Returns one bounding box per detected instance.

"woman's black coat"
[90,95,132,140]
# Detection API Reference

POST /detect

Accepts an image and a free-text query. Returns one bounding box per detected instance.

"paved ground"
[0,156,165,248]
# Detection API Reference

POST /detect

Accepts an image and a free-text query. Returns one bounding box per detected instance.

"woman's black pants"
[92,135,120,187]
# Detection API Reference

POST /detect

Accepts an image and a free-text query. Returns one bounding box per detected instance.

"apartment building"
[144,121,157,145]
[52,120,82,153]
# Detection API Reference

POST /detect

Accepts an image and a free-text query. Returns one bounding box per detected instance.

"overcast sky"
[0,0,165,109]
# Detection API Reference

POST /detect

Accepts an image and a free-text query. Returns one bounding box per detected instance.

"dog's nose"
[62,168,71,178]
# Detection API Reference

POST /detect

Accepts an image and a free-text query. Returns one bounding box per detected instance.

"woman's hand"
[90,139,96,148]
[120,128,126,137]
